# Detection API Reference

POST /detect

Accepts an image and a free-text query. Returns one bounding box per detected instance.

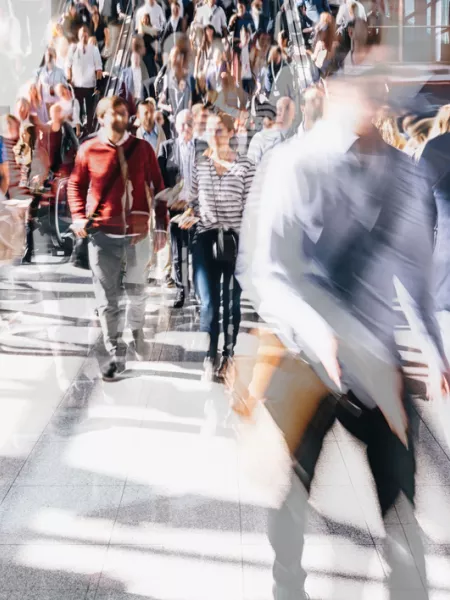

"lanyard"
[271,62,282,87]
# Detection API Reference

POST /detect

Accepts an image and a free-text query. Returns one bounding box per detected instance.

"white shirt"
[195,4,227,35]
[132,66,143,99]
[136,2,167,31]
[67,43,102,88]
[336,0,367,25]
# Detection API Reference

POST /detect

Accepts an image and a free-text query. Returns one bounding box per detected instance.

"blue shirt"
[0,137,5,165]
[142,125,159,152]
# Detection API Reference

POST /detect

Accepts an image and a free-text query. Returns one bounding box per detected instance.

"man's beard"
[111,122,127,134]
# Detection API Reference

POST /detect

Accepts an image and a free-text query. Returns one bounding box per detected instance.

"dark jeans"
[23,194,41,260]
[269,389,423,600]
[169,219,189,291]
[193,229,241,358]
[73,87,96,133]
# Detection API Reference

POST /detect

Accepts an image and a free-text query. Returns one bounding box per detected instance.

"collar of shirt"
[170,17,180,29]
[98,129,130,147]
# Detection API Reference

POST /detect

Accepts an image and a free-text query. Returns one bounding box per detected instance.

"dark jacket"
[161,18,184,50]
[420,132,450,312]
[118,66,152,115]
[158,138,182,189]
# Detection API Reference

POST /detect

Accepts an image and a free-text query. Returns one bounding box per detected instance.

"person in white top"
[35,47,68,113]
[336,0,367,28]
[247,96,295,164]
[195,0,228,38]
[66,25,103,133]
[56,83,82,137]
[135,0,167,33]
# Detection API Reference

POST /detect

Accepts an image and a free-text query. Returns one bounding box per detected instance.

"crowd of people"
[2,2,450,597]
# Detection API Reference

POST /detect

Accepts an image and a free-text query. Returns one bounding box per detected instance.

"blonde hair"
[429,104,450,140]
[373,111,406,150]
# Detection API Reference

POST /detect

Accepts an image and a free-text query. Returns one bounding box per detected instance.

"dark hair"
[96,96,129,119]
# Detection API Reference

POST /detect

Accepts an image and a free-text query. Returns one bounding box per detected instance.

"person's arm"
[0,162,9,196]
[220,7,228,37]
[104,25,110,48]
[93,46,103,78]
[67,144,90,236]
[157,143,169,186]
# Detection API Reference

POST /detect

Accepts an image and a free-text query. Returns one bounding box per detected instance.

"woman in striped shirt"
[181,111,256,381]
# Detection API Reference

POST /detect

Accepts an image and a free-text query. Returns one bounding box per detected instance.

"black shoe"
[21,255,33,265]
[216,355,231,381]
[165,277,177,289]
[172,290,185,309]
[132,329,148,361]
[101,359,126,382]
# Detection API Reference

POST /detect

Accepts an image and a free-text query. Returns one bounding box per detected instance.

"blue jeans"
[193,230,242,359]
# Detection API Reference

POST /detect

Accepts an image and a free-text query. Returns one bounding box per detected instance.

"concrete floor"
[0,257,450,600]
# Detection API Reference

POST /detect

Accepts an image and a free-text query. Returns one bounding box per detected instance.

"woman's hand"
[179,208,197,230]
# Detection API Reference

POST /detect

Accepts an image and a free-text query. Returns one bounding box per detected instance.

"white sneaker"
[202,357,215,383]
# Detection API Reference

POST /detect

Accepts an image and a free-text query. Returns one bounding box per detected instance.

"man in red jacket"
[68,95,166,381]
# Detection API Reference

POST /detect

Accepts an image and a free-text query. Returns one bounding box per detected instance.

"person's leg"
[88,232,127,371]
[170,220,183,289]
[73,87,86,127]
[193,232,221,360]
[269,395,337,600]
[221,266,242,357]
[84,88,96,133]
[22,194,40,263]
[124,234,151,358]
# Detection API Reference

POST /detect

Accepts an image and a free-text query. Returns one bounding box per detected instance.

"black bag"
[212,227,238,265]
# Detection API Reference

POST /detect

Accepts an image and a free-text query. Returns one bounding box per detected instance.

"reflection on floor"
[1,259,450,600]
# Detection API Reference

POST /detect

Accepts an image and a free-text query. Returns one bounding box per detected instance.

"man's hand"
[71,219,90,238]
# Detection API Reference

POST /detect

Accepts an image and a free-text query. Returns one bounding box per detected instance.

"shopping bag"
[0,198,32,265]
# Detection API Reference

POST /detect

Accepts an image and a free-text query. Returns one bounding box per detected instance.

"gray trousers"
[88,231,151,358]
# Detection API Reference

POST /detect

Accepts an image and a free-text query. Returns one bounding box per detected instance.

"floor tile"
[0,485,124,545]
[0,458,26,487]
[97,544,243,600]
[0,544,106,594]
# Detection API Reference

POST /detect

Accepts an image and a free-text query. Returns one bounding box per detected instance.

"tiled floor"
[1,258,450,600]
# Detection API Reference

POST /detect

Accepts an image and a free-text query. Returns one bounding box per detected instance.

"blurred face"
[16,101,30,122]
[207,115,232,151]
[237,2,245,16]
[7,119,19,140]
[206,26,214,42]
[207,0,216,7]
[178,113,193,141]
[193,108,208,137]
[45,48,55,65]
[253,1,262,11]
[139,103,156,131]
[171,2,180,17]
[50,104,64,125]
[131,51,140,68]
[78,27,88,45]
[69,6,77,17]
[102,103,129,136]
[276,98,294,130]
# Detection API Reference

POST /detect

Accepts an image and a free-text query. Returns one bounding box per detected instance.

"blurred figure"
[247,96,295,164]
[403,117,433,159]
[62,1,84,43]
[66,25,103,133]
[420,108,450,363]
[301,0,331,24]
[191,102,210,156]
[310,12,337,78]
[297,85,324,136]
[158,45,192,130]
[28,82,49,126]
[136,98,167,155]
[373,109,406,150]
[161,0,185,58]
[135,0,167,34]
[194,0,227,38]
[180,111,255,381]
[2,115,21,196]
[68,96,166,381]
[263,46,294,102]
[0,123,10,196]
[118,49,153,116]
[35,46,67,114]
[158,109,195,308]
[238,71,449,600]
[56,83,82,138]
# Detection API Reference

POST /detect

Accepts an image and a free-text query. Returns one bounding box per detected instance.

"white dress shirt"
[136,2,167,31]
[67,43,103,88]
[132,66,143,100]
[195,4,227,35]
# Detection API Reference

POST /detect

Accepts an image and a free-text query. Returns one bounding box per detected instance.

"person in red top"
[68,95,166,381]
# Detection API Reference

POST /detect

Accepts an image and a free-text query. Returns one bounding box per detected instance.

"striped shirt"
[3,137,21,190]
[189,155,255,234]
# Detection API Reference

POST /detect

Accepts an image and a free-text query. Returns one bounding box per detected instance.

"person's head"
[55,83,71,100]
[171,0,180,18]
[15,98,31,122]
[429,104,450,140]
[408,118,433,146]
[315,12,335,51]
[20,124,36,148]
[50,102,65,126]
[203,24,215,45]
[192,103,209,137]
[348,17,368,50]
[207,111,235,153]
[277,30,288,48]
[69,2,77,17]
[268,45,282,65]
[78,25,89,45]
[207,0,217,6]
[276,97,295,131]
[45,46,57,66]
[176,109,193,142]
[237,0,246,16]
[252,0,263,13]
[138,98,157,131]
[325,70,388,137]
[97,96,129,136]
[147,0,156,5]
[132,34,146,57]
[3,114,20,140]
[301,85,324,129]
[142,13,151,26]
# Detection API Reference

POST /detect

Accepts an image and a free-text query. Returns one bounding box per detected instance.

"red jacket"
[68,133,166,236]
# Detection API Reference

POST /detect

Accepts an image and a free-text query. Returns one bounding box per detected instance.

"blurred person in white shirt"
[135,0,167,33]
[66,24,103,132]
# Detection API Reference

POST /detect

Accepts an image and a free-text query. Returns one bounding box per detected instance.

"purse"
[209,160,239,265]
